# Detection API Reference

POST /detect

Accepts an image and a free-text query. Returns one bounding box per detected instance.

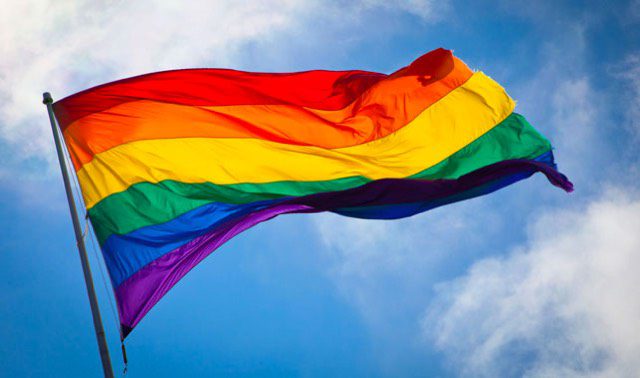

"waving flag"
[53,48,572,337]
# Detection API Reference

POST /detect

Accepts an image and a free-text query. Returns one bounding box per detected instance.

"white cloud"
[424,188,640,377]
[0,0,444,182]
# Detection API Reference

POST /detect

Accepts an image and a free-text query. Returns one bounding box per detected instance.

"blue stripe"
[102,198,285,287]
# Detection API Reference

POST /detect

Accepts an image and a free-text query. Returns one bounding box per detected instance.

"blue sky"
[1,1,639,376]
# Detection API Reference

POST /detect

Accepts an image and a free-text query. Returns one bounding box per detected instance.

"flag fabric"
[53,48,572,337]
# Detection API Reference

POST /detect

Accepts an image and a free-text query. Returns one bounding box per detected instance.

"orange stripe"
[55,48,455,127]
[63,56,472,171]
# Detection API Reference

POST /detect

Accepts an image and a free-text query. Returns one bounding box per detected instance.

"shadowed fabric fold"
[53,48,572,337]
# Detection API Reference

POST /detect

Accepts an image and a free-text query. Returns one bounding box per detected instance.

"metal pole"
[43,92,115,378]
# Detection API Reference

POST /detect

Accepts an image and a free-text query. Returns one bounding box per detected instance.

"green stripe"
[89,113,551,244]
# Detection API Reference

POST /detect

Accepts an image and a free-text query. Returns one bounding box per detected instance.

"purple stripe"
[288,159,572,211]
[115,158,572,335]
[116,203,312,336]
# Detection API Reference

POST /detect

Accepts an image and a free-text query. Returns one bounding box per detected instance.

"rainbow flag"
[53,48,572,337]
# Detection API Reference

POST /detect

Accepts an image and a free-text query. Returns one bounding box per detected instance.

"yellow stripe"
[78,72,514,209]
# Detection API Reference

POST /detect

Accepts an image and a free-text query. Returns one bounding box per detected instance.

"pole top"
[42,92,53,105]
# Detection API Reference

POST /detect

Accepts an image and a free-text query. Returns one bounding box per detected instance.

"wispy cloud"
[505,21,607,194]
[315,199,503,301]
[424,187,640,377]
[354,0,449,23]
[0,1,302,171]
[610,53,640,139]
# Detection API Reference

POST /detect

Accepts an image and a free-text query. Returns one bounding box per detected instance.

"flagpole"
[43,92,115,378]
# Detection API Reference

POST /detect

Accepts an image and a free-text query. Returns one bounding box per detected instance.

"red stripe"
[54,69,384,129]
[53,48,458,129]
